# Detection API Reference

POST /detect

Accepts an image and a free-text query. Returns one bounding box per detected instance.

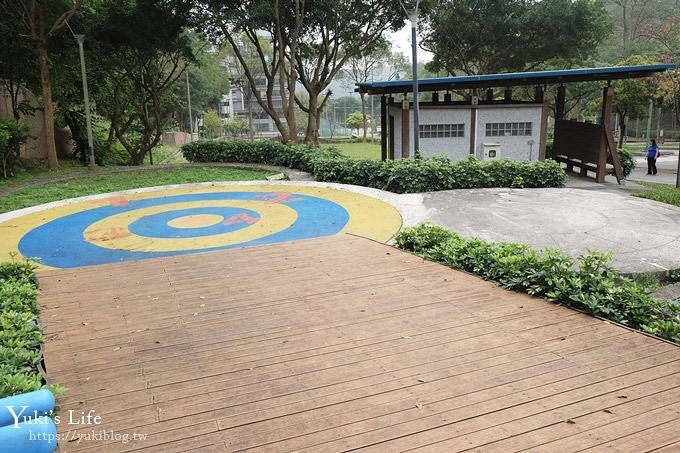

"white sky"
[388,23,433,63]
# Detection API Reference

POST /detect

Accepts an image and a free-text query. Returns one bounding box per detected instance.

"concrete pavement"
[414,185,680,274]
[405,153,680,274]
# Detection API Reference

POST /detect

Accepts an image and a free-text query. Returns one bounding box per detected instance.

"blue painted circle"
[18,192,349,268]
[128,207,260,239]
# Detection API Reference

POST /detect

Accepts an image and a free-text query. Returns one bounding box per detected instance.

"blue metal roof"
[357,64,677,94]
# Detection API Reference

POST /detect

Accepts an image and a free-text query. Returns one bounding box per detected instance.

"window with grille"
[485,122,532,136]
[419,123,465,138]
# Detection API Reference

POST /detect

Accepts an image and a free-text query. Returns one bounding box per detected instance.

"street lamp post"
[406,2,420,156]
[74,34,96,168]
[186,68,194,141]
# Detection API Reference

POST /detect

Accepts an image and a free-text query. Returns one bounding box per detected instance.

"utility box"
[482,143,502,160]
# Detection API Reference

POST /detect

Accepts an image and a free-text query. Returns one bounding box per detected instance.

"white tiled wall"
[389,103,543,162]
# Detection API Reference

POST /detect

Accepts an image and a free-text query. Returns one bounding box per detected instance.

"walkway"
[40,234,680,452]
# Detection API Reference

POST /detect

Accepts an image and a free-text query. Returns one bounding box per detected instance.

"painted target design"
[18,191,349,268]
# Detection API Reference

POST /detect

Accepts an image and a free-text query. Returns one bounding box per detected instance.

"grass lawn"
[0,159,87,189]
[0,165,277,213]
[323,142,381,160]
[630,180,680,207]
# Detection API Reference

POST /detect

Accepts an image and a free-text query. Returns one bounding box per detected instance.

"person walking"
[646,139,660,175]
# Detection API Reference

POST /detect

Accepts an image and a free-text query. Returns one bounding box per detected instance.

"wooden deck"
[39,234,680,452]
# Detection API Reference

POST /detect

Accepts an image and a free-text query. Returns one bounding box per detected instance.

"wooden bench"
[554,154,597,176]
[554,154,616,179]
[552,120,622,183]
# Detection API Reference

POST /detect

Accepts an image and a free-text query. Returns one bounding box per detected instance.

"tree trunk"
[617,113,626,149]
[305,93,320,145]
[676,141,679,189]
[131,152,144,166]
[285,66,297,143]
[360,92,368,140]
[37,43,58,168]
[247,95,254,140]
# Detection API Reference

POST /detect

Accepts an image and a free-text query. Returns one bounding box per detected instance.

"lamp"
[400,1,420,156]
[66,22,96,167]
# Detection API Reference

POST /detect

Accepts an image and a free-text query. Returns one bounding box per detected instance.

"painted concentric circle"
[18,192,346,268]
[0,185,403,270]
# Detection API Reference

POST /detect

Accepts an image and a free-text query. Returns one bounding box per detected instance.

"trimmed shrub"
[394,223,680,344]
[181,140,566,193]
[0,259,63,397]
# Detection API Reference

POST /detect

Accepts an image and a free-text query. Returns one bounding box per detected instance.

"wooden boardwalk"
[39,234,680,452]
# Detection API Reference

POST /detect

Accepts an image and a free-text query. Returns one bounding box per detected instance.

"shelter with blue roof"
[356,64,676,183]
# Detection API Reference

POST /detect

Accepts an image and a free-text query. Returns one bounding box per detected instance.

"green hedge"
[181,140,342,173]
[181,140,566,193]
[0,260,54,397]
[394,223,680,344]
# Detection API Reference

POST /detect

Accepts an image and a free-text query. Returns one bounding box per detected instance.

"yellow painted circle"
[167,214,225,229]
[83,200,297,253]
[0,185,403,270]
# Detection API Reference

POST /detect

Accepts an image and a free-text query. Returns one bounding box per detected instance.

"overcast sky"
[388,23,433,63]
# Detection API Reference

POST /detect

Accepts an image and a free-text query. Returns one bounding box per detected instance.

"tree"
[225,117,248,137]
[0,7,39,121]
[422,0,610,75]
[345,111,366,136]
[172,36,231,135]
[91,0,195,165]
[294,0,405,144]
[646,3,680,187]
[603,0,669,59]
[612,55,658,148]
[196,0,302,143]
[381,51,411,82]
[195,0,405,145]
[202,110,223,138]
[9,0,84,168]
[339,39,390,140]
[327,95,361,132]
[645,2,679,120]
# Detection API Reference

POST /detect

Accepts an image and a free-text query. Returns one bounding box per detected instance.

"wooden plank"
[521,401,680,452]
[257,350,678,452]
[648,440,680,452]
[417,378,680,451]
[38,234,680,452]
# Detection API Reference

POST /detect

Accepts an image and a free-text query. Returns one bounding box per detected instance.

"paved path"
[402,155,680,275]
[414,186,680,275]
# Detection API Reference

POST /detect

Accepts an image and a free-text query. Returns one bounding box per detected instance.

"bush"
[64,111,116,166]
[611,147,635,178]
[0,118,30,179]
[670,269,680,283]
[0,259,60,397]
[181,140,566,193]
[394,223,680,344]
